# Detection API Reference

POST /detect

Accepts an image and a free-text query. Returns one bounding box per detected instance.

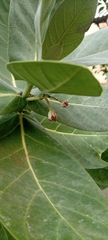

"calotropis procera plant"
[1,0,108,239]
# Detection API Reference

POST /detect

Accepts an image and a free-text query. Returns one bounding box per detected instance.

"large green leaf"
[1,117,108,240]
[28,86,108,131]
[63,27,108,66]
[42,0,98,60]
[7,61,102,96]
[0,0,12,84]
[8,0,39,62]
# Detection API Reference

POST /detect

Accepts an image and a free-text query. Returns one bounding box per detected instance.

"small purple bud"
[61,100,68,108]
[48,109,57,122]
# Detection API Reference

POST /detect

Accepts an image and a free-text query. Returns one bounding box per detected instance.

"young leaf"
[8,0,39,62]
[1,119,108,240]
[0,0,12,84]
[34,0,57,60]
[7,61,102,96]
[42,0,98,60]
[63,27,108,66]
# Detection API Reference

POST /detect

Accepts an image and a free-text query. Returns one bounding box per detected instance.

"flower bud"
[61,100,68,108]
[48,109,57,122]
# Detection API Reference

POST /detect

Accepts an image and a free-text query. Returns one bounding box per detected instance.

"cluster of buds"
[44,95,69,122]
[27,93,69,122]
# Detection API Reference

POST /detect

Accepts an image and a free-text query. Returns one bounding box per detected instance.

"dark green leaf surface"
[0,223,16,240]
[1,119,108,240]
[87,167,108,190]
[8,0,39,62]
[7,61,102,96]
[28,86,108,132]
[0,224,7,240]
[42,0,98,60]
[40,0,56,43]
[88,149,108,189]
[0,95,27,115]
[0,0,12,84]
[28,99,49,116]
[63,27,108,66]
[102,148,108,163]
[0,79,27,115]
[0,113,19,139]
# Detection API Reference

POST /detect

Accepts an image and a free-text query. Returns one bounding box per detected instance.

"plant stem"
[44,96,52,110]
[27,95,44,101]
[22,83,33,98]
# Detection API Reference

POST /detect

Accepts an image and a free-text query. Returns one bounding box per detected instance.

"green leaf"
[0,0,12,84]
[0,113,19,139]
[63,27,108,66]
[51,0,65,15]
[42,0,98,60]
[8,0,39,62]
[0,223,15,240]
[28,98,48,116]
[7,61,102,96]
[1,118,108,240]
[39,0,57,43]
[28,86,108,132]
[0,80,27,115]
[0,95,27,115]
[34,0,56,60]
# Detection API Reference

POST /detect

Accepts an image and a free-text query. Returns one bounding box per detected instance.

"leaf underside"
[63,27,108,66]
[7,61,102,96]
[0,0,12,84]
